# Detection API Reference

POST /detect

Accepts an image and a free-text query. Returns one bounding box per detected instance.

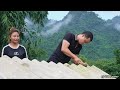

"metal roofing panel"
[0,56,115,79]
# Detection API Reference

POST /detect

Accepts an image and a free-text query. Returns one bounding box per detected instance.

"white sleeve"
[24,47,28,58]
[1,47,5,57]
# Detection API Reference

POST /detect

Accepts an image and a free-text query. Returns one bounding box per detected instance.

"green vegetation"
[39,11,120,78]
[0,11,120,78]
[114,49,120,64]
[40,11,120,61]
[79,54,120,79]
[0,11,48,60]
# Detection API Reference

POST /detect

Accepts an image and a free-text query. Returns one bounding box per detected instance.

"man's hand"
[80,62,88,67]
[73,57,88,67]
[73,57,83,65]
[61,40,88,67]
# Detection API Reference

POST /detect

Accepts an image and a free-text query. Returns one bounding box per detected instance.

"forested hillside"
[40,11,120,61]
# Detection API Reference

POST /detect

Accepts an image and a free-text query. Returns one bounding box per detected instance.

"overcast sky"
[48,11,120,21]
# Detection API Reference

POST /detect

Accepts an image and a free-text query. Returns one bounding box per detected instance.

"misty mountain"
[41,13,73,37]
[106,16,120,31]
[38,11,120,60]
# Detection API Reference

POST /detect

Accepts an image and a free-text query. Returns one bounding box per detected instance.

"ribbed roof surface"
[0,56,115,79]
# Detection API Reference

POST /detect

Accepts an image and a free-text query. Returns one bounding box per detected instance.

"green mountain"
[40,11,120,60]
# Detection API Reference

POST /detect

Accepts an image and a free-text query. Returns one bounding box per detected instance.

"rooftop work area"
[0,56,115,79]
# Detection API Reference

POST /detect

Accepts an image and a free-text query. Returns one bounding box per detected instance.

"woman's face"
[10,32,20,44]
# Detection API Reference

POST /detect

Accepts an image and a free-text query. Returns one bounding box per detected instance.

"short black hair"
[82,31,93,41]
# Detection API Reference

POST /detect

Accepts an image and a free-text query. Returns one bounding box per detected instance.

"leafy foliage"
[79,55,120,79]
[0,11,48,59]
[114,49,120,64]
[40,11,120,60]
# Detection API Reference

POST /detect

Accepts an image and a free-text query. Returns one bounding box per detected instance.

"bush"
[78,55,120,79]
[114,49,120,64]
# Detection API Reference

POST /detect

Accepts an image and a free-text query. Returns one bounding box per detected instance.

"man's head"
[77,31,93,45]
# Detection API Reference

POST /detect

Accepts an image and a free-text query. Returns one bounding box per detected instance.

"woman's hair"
[9,27,20,36]
[8,27,20,42]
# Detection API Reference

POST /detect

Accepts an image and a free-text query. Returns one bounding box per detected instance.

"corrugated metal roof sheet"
[0,55,115,79]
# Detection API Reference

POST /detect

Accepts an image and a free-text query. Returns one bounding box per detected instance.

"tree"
[0,11,48,57]
[114,49,120,64]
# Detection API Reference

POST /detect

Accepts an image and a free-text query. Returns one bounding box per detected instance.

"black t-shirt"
[48,32,82,64]
[1,44,28,59]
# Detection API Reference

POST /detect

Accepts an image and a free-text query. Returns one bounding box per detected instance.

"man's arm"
[61,40,77,59]
[61,40,85,65]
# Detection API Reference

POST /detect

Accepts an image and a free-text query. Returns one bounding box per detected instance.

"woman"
[1,27,28,59]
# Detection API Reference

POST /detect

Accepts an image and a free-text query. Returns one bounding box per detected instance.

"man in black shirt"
[48,31,93,66]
